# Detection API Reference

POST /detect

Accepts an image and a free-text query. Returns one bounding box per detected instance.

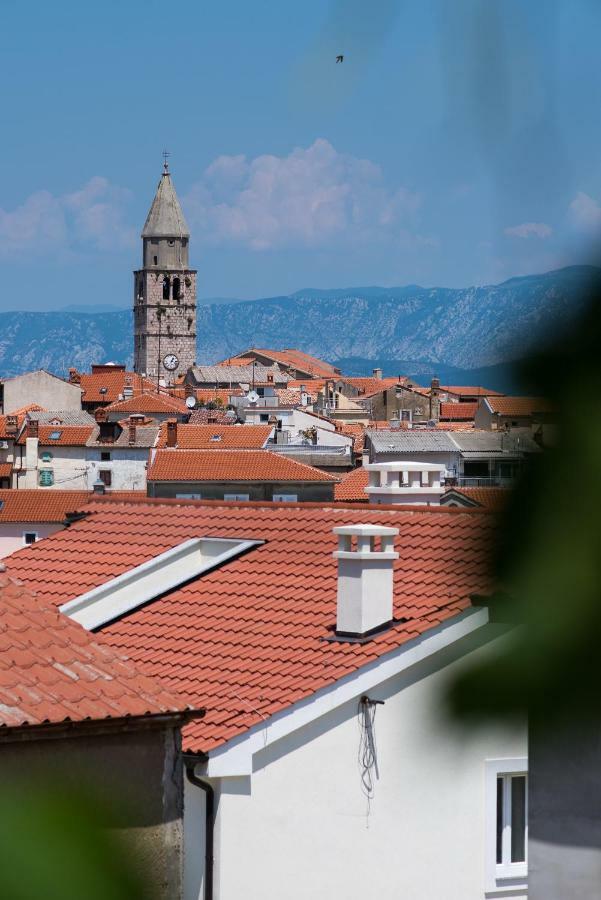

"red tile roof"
[78,370,156,404]
[334,467,369,501]
[439,402,478,421]
[485,396,553,416]
[342,377,400,397]
[156,424,273,450]
[0,490,146,523]
[187,409,235,425]
[5,498,495,753]
[445,487,510,511]
[17,425,94,447]
[248,348,340,377]
[105,392,188,415]
[148,449,337,482]
[0,572,198,731]
[441,386,503,397]
[0,464,12,479]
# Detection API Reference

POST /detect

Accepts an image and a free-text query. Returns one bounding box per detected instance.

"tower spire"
[162,149,170,175]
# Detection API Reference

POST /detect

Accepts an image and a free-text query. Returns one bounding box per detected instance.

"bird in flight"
[336,54,344,63]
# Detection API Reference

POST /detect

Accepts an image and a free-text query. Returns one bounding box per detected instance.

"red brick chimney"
[166,419,178,448]
[26,419,38,439]
[68,368,81,384]
[5,415,18,436]
[128,415,137,445]
[95,407,108,424]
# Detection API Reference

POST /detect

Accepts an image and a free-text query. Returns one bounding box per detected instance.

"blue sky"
[2,0,601,311]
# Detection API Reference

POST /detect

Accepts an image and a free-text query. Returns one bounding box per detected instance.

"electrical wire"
[358,696,380,827]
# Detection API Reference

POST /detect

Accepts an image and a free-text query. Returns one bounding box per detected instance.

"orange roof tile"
[445,487,510,511]
[0,463,13,478]
[17,426,94,447]
[0,490,146,523]
[0,572,198,731]
[439,402,478,420]
[334,467,369,501]
[341,377,400,397]
[156,424,273,450]
[5,499,495,753]
[441,385,503,397]
[227,348,338,378]
[148,449,337,482]
[78,370,156,404]
[485,396,553,416]
[105,392,188,415]
[187,408,236,425]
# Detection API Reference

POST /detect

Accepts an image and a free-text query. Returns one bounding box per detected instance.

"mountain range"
[0,266,596,388]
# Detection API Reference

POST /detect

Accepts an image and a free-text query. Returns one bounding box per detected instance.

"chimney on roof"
[333,524,399,637]
[128,414,142,444]
[5,415,18,436]
[92,478,106,495]
[26,418,38,439]
[166,418,178,447]
[373,367,383,380]
[95,407,119,443]
[364,461,445,505]
[68,367,81,384]
[95,407,108,424]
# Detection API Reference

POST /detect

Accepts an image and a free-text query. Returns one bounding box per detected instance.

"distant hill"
[0,266,596,383]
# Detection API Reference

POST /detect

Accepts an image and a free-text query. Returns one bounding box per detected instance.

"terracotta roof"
[148,449,337,482]
[334,466,369,501]
[435,422,475,431]
[78,371,156,404]
[0,490,146,523]
[444,487,510,511]
[17,426,95,447]
[0,464,13,479]
[273,388,318,406]
[439,402,478,421]
[341,377,400,397]
[5,499,495,753]
[334,423,365,454]
[0,572,197,732]
[243,348,339,377]
[441,386,503,397]
[0,414,25,440]
[156,424,273,450]
[105,392,188,415]
[485,396,553,416]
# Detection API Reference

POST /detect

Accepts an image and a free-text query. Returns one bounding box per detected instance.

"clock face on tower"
[163,353,179,371]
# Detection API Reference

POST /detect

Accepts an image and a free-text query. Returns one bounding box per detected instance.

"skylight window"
[48,430,62,440]
[210,434,222,442]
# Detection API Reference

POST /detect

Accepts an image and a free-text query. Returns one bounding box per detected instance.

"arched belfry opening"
[162,276,171,300]
[173,277,181,301]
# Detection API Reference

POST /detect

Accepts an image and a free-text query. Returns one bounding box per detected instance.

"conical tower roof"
[141,163,190,238]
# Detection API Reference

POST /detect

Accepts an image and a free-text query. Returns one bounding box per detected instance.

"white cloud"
[504,222,552,239]
[0,177,135,256]
[568,191,601,231]
[184,139,424,251]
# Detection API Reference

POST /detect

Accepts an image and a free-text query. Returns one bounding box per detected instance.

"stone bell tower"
[133,158,197,384]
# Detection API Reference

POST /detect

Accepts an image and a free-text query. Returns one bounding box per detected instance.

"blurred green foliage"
[0,780,148,900]
[449,292,601,729]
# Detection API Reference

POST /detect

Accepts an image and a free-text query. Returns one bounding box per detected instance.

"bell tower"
[133,157,197,384]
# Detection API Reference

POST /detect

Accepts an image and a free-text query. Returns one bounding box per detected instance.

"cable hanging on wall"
[357,695,384,827]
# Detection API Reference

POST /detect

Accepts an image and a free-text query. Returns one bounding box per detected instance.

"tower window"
[153,255,158,265]
[168,239,175,246]
[137,279,144,300]
[162,276,171,300]
[172,277,181,301]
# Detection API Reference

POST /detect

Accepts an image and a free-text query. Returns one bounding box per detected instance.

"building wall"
[18,441,88,490]
[148,481,336,503]
[529,719,601,900]
[86,448,150,491]
[0,522,64,558]
[370,449,460,474]
[1,371,82,414]
[186,628,527,900]
[0,724,184,900]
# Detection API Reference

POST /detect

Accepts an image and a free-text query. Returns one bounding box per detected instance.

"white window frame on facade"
[224,493,250,502]
[23,531,38,545]
[175,492,202,500]
[273,493,298,502]
[485,757,528,895]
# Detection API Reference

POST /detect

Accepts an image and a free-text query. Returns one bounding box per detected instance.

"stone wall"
[134,269,197,383]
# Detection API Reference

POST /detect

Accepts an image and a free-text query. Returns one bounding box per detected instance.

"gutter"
[185,760,214,900]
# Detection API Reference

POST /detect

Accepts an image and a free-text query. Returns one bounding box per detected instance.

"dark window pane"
[511,776,526,863]
[496,777,504,864]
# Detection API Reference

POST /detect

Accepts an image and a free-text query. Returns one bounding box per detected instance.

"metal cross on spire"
[162,149,170,174]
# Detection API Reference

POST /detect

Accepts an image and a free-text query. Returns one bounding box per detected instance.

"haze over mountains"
[0,266,596,388]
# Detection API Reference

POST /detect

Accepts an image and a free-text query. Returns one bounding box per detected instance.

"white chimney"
[364,461,445,505]
[333,524,399,637]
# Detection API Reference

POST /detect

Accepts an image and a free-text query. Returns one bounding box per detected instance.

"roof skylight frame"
[48,430,62,440]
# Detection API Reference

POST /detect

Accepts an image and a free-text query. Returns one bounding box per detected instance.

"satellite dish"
[185,395,196,409]
[247,390,259,403]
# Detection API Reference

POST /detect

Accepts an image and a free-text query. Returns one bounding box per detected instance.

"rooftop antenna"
[162,149,170,174]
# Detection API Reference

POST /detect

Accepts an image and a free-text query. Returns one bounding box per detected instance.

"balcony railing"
[455,476,515,488]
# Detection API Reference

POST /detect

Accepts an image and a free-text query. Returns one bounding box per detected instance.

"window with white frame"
[224,493,250,502]
[273,493,298,502]
[485,758,528,894]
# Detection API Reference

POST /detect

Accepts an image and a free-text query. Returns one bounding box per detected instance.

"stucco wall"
[86,448,149,490]
[185,628,527,900]
[529,719,601,900]
[1,371,82,413]
[0,522,63,558]
[0,724,184,899]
